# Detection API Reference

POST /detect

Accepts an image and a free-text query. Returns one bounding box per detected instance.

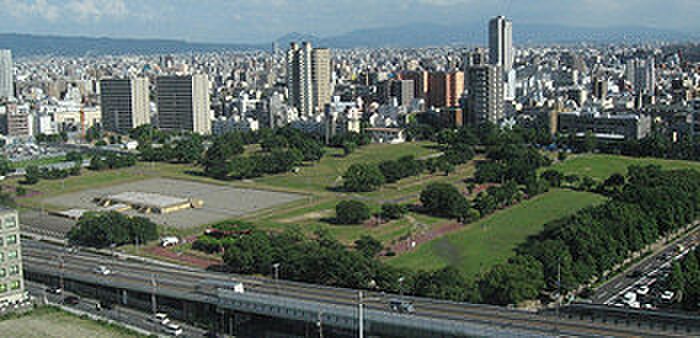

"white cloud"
[2,0,60,21]
[66,0,129,22]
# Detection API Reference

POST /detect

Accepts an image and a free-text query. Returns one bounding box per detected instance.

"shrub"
[336,200,371,225]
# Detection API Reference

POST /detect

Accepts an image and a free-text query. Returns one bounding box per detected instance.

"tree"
[68,212,158,248]
[202,133,245,179]
[354,235,383,257]
[541,170,563,188]
[437,158,455,176]
[23,165,40,185]
[381,204,408,220]
[479,256,545,305]
[420,183,469,219]
[0,155,12,176]
[342,164,385,192]
[172,134,204,164]
[336,200,371,225]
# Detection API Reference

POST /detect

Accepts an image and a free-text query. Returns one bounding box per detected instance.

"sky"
[1,0,699,43]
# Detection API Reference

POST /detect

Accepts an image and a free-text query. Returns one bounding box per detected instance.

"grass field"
[550,154,700,181]
[387,189,607,277]
[0,306,145,338]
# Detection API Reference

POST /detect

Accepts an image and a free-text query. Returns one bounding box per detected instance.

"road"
[591,227,700,306]
[26,281,207,337]
[21,238,687,337]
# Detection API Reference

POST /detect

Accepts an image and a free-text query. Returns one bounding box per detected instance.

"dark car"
[45,286,63,294]
[99,300,114,310]
[204,331,221,338]
[63,296,80,305]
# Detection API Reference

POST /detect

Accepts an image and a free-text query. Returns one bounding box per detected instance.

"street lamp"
[398,277,405,297]
[272,263,280,295]
[358,291,382,338]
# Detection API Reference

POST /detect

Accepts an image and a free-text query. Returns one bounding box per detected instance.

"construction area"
[41,178,304,229]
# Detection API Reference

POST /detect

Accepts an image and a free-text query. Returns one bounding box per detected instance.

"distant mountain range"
[1,23,696,57]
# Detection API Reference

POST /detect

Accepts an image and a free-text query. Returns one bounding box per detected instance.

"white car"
[149,313,170,325]
[93,266,112,275]
[160,236,180,247]
[661,291,675,301]
[163,323,183,336]
[637,285,650,296]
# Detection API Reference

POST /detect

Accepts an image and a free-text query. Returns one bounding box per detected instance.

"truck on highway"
[196,279,245,295]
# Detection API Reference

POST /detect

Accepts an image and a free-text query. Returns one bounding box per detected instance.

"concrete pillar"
[122,289,128,305]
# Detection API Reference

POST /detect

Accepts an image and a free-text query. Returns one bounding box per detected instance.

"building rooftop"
[105,192,189,208]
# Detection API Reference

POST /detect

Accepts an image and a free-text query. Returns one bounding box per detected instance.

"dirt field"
[0,307,143,338]
[41,178,304,228]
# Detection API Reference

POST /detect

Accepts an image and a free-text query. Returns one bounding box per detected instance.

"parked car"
[163,323,183,336]
[661,291,675,301]
[160,236,180,247]
[63,296,80,305]
[637,285,650,296]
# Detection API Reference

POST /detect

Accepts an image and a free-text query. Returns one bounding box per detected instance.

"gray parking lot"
[41,178,303,229]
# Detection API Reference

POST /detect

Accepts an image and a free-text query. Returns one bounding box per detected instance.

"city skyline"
[1,0,700,44]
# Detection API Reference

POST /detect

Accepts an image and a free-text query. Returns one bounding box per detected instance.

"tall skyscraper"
[489,16,513,73]
[287,42,331,115]
[0,50,13,99]
[465,48,504,126]
[312,48,332,113]
[428,71,464,108]
[626,57,656,95]
[156,74,211,135]
[100,78,150,133]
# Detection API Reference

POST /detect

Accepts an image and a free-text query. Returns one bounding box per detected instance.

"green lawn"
[388,189,607,277]
[0,306,145,338]
[550,154,700,181]
[253,142,437,193]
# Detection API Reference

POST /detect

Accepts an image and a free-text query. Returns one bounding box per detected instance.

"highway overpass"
[21,239,696,337]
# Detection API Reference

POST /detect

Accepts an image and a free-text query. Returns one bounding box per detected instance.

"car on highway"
[45,286,62,294]
[93,265,112,275]
[149,313,170,325]
[389,299,415,314]
[163,323,183,336]
[63,296,80,305]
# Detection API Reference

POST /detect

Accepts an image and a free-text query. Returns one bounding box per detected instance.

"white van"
[164,323,183,336]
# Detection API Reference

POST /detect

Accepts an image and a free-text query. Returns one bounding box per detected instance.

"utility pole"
[317,311,324,338]
[358,291,364,338]
[556,256,561,334]
[151,274,158,332]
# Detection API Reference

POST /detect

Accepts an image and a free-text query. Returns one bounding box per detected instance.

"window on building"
[0,284,7,293]
[9,266,18,276]
[6,235,16,245]
[10,280,19,290]
[4,216,16,228]
[7,251,17,260]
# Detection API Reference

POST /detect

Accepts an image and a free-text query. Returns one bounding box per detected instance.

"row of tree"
[67,211,159,248]
[668,247,700,311]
